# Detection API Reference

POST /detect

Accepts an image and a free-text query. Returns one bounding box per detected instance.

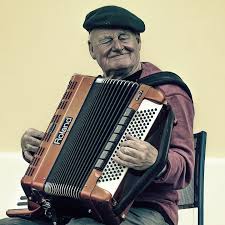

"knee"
[0,217,32,225]
[0,217,18,225]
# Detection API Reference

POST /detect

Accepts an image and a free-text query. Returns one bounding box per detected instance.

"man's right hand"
[21,128,45,163]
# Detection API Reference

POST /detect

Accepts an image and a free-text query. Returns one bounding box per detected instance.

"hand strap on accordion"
[113,108,175,215]
[138,71,193,101]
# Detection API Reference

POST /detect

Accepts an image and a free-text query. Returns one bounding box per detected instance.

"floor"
[0,152,224,225]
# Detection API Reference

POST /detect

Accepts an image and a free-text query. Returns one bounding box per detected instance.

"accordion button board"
[97,99,163,196]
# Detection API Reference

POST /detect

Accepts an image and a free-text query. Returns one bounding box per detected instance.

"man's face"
[88,28,141,79]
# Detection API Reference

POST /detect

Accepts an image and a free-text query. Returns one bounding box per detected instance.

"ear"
[136,34,141,50]
[136,34,141,43]
[88,41,96,60]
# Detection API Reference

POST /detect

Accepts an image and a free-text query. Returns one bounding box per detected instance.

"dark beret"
[83,5,145,33]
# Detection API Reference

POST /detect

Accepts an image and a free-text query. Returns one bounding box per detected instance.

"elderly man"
[0,5,194,225]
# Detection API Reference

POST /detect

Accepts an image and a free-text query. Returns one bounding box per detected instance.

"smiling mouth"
[109,53,129,58]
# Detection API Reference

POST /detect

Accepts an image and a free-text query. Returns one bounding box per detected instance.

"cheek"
[96,56,108,69]
[128,50,140,63]
[125,43,140,58]
[95,49,109,68]
[133,44,141,60]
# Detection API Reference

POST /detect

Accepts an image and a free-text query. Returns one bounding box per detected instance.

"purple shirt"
[133,62,195,225]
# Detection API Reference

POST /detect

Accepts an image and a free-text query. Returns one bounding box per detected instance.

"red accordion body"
[7,75,173,225]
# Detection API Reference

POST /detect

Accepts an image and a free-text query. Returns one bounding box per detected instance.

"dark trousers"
[0,207,170,225]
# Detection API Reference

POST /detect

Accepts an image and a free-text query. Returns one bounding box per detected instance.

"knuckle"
[116,151,121,158]
[23,151,32,162]
[24,143,31,151]
[27,128,34,134]
[140,154,146,161]
[118,153,125,161]
[22,134,29,141]
[123,147,128,154]
[143,144,149,152]
[22,133,31,144]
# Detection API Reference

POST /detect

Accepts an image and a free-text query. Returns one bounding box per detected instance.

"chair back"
[178,131,207,225]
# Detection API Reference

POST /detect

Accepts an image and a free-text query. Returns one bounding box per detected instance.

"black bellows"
[45,78,139,199]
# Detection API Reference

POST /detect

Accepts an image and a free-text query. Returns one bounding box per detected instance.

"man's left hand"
[114,134,158,171]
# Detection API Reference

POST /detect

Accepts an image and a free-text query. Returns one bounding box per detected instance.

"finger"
[24,144,39,153]
[114,155,138,169]
[120,146,143,159]
[117,148,141,164]
[25,136,42,147]
[23,151,34,163]
[114,155,152,171]
[120,138,145,151]
[27,128,45,140]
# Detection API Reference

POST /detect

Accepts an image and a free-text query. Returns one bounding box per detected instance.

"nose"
[111,39,124,52]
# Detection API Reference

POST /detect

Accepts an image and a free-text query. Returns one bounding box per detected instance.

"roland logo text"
[53,117,73,145]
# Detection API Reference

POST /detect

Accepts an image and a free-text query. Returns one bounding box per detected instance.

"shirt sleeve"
[153,85,195,190]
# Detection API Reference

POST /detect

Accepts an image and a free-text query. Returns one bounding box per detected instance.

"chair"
[178,131,207,225]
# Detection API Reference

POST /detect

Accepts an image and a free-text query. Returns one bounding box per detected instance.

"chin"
[108,63,134,72]
[103,60,139,78]
[105,67,132,79]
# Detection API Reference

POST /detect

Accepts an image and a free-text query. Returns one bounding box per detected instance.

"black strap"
[138,71,193,101]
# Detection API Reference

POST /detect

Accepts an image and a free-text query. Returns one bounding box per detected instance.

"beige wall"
[0,0,224,156]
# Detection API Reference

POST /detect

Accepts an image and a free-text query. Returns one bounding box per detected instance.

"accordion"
[7,74,174,225]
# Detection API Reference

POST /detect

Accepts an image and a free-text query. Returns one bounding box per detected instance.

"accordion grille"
[44,79,139,199]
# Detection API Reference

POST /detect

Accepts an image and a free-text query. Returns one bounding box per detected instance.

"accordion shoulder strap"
[139,71,193,101]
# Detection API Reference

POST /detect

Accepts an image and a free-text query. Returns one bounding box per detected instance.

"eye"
[119,34,130,42]
[99,37,113,45]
